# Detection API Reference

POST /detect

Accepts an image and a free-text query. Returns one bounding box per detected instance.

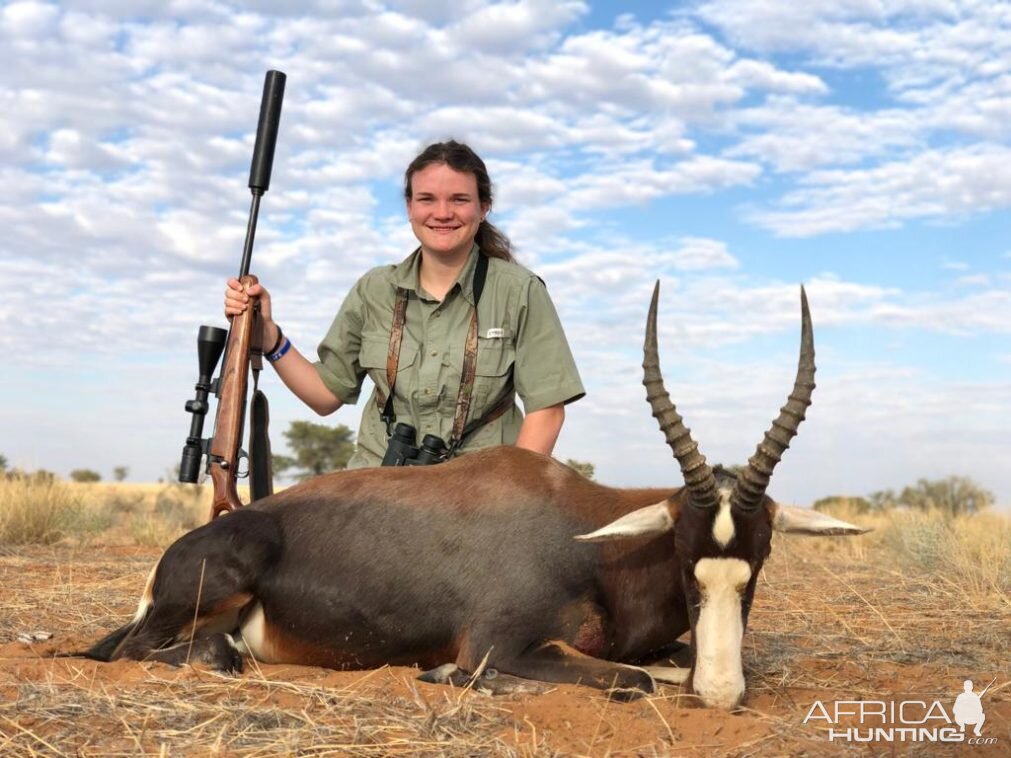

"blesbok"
[87,283,867,708]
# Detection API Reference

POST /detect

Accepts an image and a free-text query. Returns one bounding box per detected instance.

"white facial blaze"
[712,486,735,548]
[692,557,751,709]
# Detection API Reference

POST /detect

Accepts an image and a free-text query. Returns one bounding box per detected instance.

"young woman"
[225,141,583,468]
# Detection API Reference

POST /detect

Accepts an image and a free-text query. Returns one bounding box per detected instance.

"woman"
[225,140,584,468]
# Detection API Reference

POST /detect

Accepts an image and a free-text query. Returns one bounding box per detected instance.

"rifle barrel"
[240,70,286,277]
[979,675,997,698]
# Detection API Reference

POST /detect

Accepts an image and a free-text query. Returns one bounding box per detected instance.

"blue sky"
[2,0,1010,507]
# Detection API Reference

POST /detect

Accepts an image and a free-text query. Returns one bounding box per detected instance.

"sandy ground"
[1,537,1008,756]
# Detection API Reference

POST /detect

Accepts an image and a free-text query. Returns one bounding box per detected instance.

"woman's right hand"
[225,278,278,350]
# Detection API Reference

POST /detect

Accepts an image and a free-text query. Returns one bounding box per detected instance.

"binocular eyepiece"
[381,423,449,467]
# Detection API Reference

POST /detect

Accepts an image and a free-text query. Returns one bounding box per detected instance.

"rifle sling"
[248,326,273,501]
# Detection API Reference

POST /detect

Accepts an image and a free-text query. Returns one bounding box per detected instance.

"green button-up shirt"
[314,245,585,468]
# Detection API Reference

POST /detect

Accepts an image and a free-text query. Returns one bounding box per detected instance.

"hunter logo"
[803,677,999,745]
[954,679,993,738]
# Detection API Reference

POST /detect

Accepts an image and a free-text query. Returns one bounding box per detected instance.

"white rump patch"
[712,486,735,548]
[238,602,273,663]
[132,564,158,623]
[573,501,673,542]
[692,558,751,709]
[773,505,871,535]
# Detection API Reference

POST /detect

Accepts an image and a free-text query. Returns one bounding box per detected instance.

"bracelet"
[267,337,292,363]
[266,326,284,355]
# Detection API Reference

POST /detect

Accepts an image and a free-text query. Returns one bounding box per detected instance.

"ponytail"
[475,220,513,262]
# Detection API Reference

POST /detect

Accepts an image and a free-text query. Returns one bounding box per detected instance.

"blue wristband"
[267,337,292,363]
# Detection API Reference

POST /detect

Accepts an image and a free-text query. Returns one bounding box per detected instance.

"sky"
[2,0,1010,507]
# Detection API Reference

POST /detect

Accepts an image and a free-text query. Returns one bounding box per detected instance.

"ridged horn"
[730,286,815,511]
[643,281,718,509]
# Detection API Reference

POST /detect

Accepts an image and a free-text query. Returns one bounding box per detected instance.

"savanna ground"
[1,478,1008,756]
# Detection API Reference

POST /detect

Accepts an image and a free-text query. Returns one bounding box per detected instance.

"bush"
[813,495,873,515]
[70,469,102,483]
[154,483,204,531]
[0,476,81,545]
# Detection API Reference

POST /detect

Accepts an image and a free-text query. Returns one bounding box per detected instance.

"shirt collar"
[390,243,481,305]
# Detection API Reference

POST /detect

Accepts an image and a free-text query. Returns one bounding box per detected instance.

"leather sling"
[375,253,511,454]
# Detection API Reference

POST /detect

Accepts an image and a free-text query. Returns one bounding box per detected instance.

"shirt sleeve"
[314,279,367,404]
[513,277,585,412]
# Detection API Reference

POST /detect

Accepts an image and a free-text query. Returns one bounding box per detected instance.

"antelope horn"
[643,281,718,509]
[730,286,815,512]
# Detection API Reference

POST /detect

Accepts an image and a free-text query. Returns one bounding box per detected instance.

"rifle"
[178,70,287,521]
[978,676,997,699]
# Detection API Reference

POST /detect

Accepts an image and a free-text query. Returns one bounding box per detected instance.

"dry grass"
[2,669,520,755]
[796,503,1011,603]
[0,479,254,549]
[0,477,82,545]
[0,485,1008,755]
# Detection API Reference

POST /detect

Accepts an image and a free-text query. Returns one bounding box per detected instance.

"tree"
[113,466,129,482]
[0,454,7,474]
[70,469,101,483]
[868,489,898,511]
[565,459,595,480]
[897,476,993,516]
[272,421,356,481]
[862,477,992,515]
[813,495,873,515]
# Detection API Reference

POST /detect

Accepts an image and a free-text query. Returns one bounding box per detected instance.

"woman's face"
[407,163,489,261]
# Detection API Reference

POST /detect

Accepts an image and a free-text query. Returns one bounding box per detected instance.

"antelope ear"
[772,504,871,536]
[574,501,676,542]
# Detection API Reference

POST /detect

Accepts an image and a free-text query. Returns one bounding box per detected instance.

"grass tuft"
[0,477,82,545]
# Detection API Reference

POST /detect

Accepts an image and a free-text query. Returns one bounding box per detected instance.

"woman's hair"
[404,140,514,262]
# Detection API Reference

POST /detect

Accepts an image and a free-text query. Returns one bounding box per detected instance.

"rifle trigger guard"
[235,448,250,479]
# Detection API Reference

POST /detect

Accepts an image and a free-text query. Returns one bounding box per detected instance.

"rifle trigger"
[236,448,250,479]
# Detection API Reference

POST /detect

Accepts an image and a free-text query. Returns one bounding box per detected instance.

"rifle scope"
[179,325,227,483]
[177,69,287,486]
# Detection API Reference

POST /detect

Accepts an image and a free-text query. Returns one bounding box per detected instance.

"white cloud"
[749,144,1011,236]
[560,156,761,211]
[2,1,1009,507]
[445,0,587,53]
[670,237,739,270]
[2,1,59,35]
[727,98,923,172]
[726,59,827,95]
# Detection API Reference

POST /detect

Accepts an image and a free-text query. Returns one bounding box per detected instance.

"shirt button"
[435,312,441,318]
[431,350,438,357]
[424,388,430,395]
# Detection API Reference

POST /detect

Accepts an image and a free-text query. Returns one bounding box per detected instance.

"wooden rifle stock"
[208,274,260,520]
[198,69,284,521]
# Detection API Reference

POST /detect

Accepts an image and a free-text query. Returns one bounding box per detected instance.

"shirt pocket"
[359,338,419,400]
[442,341,515,416]
[473,341,515,412]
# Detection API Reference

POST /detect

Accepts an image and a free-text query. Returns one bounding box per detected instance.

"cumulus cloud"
[727,99,923,172]
[748,144,1011,236]
[2,1,1009,504]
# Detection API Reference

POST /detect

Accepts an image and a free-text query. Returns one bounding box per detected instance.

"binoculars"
[381,423,449,467]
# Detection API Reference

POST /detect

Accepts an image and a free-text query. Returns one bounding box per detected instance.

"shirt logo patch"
[485,327,505,339]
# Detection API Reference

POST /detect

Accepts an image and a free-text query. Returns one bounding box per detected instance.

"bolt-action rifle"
[178,70,286,521]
